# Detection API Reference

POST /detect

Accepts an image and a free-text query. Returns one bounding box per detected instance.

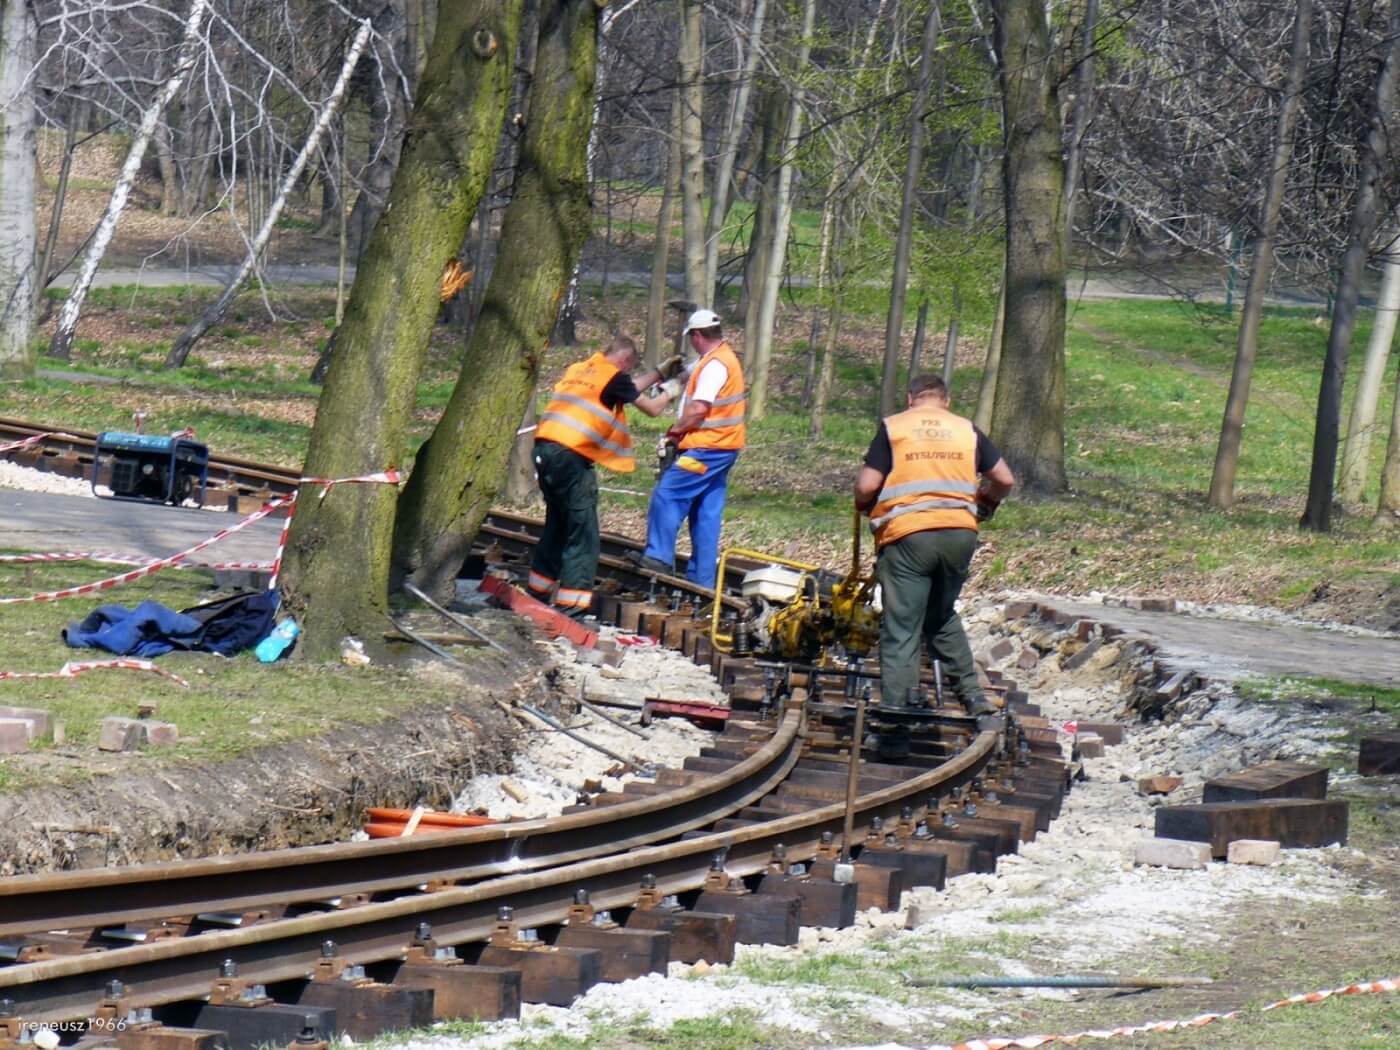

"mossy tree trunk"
[279,0,521,661]
[391,0,599,599]
[989,0,1067,494]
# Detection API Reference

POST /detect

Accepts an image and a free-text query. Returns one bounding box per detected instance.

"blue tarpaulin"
[64,591,278,658]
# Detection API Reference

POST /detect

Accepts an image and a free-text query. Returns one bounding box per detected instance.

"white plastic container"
[741,565,805,603]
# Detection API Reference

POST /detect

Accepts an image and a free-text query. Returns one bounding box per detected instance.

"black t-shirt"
[863,421,1000,476]
[600,371,640,410]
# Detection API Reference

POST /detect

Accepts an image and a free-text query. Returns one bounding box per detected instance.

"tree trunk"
[391,0,598,599]
[741,89,779,343]
[908,299,929,379]
[942,312,960,391]
[47,0,210,363]
[1301,0,1400,532]
[645,95,682,368]
[154,121,180,217]
[1377,349,1400,521]
[165,21,372,368]
[35,100,84,309]
[973,276,1005,432]
[1060,0,1098,258]
[748,0,816,421]
[678,0,706,307]
[279,1,521,660]
[703,0,768,301]
[346,4,415,258]
[809,201,845,441]
[0,0,36,379]
[1208,0,1312,510]
[989,0,1067,493]
[878,2,943,418]
[1340,224,1400,503]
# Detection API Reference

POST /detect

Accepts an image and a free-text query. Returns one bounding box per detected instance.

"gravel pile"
[0,461,92,498]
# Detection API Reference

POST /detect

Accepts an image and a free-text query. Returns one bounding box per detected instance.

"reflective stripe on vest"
[534,352,636,472]
[868,405,978,546]
[680,342,746,451]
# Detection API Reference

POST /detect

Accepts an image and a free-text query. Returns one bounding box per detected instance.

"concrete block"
[986,639,1014,663]
[144,721,180,746]
[1226,839,1280,866]
[0,705,51,737]
[1076,733,1104,758]
[1016,648,1039,671]
[1135,837,1212,870]
[0,720,31,754]
[1124,597,1178,612]
[1137,775,1183,796]
[98,716,144,752]
[1076,721,1126,745]
[1003,601,1035,620]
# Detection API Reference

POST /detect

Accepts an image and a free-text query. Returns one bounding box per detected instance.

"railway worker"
[853,373,1015,723]
[634,308,746,589]
[529,334,684,616]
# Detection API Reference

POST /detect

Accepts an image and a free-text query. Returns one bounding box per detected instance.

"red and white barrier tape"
[0,469,401,605]
[933,974,1400,1050]
[0,659,189,688]
[0,433,49,454]
[0,552,274,571]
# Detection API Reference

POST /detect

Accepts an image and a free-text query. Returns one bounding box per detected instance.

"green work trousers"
[530,440,600,606]
[875,527,984,710]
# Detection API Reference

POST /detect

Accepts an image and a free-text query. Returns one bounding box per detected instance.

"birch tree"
[164,18,372,368]
[0,0,36,378]
[1339,223,1400,503]
[878,1,942,418]
[678,0,706,307]
[46,0,210,362]
[747,0,816,420]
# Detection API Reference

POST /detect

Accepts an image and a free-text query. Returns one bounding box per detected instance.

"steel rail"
[0,706,806,938]
[5,730,997,1022]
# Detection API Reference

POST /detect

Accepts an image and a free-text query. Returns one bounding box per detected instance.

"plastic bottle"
[255,618,301,663]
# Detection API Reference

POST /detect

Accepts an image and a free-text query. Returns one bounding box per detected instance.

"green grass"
[1233,675,1400,717]
[0,559,492,789]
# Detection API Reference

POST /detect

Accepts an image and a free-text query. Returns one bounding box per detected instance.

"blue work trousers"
[643,448,739,588]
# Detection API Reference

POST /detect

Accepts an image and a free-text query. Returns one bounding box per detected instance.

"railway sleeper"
[807,858,904,912]
[154,1001,336,1050]
[625,880,738,965]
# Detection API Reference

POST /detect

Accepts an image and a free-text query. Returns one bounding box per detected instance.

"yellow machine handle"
[709,546,820,653]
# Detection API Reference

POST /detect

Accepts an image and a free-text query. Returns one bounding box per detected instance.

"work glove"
[659,354,685,380]
[655,434,672,459]
[659,377,685,399]
[975,494,1001,522]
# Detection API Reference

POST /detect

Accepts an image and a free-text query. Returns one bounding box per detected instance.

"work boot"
[624,550,674,576]
[963,696,997,718]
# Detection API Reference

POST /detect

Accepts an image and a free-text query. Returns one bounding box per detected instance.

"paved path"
[0,489,281,565]
[1034,596,1400,690]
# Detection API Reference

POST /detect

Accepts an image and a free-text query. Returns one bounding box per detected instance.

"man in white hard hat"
[634,308,746,588]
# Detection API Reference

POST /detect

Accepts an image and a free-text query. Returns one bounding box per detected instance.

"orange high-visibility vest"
[535,353,636,472]
[679,341,746,451]
[868,405,979,547]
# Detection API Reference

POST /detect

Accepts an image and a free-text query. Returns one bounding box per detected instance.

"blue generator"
[92,431,209,507]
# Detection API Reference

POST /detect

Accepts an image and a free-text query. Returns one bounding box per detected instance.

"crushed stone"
[376,598,1376,1050]
[0,462,92,499]
[449,629,717,821]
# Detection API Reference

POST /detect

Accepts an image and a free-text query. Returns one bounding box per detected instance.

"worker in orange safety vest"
[529,334,684,616]
[854,373,1015,743]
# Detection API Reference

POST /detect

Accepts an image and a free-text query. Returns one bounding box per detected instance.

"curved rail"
[5,730,998,1021]
[0,706,807,938]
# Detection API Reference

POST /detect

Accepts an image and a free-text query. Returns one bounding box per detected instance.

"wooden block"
[857,842,947,891]
[936,814,1020,857]
[115,1027,228,1050]
[694,890,801,946]
[1154,799,1348,858]
[756,873,858,928]
[173,1004,335,1050]
[902,835,978,878]
[1203,760,1329,803]
[988,788,1055,831]
[1137,775,1184,796]
[295,980,434,1041]
[1358,732,1400,776]
[807,859,903,911]
[391,962,520,1021]
[626,907,736,964]
[1075,721,1125,745]
[554,924,671,982]
[968,799,1038,841]
[476,944,601,1006]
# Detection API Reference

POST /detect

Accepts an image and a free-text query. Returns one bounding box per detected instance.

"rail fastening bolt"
[574,889,590,905]
[498,905,514,922]
[106,979,125,998]
[221,959,239,978]
[320,940,338,958]
[416,922,433,942]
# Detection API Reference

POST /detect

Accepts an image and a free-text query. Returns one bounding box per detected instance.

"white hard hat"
[683,307,722,334]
